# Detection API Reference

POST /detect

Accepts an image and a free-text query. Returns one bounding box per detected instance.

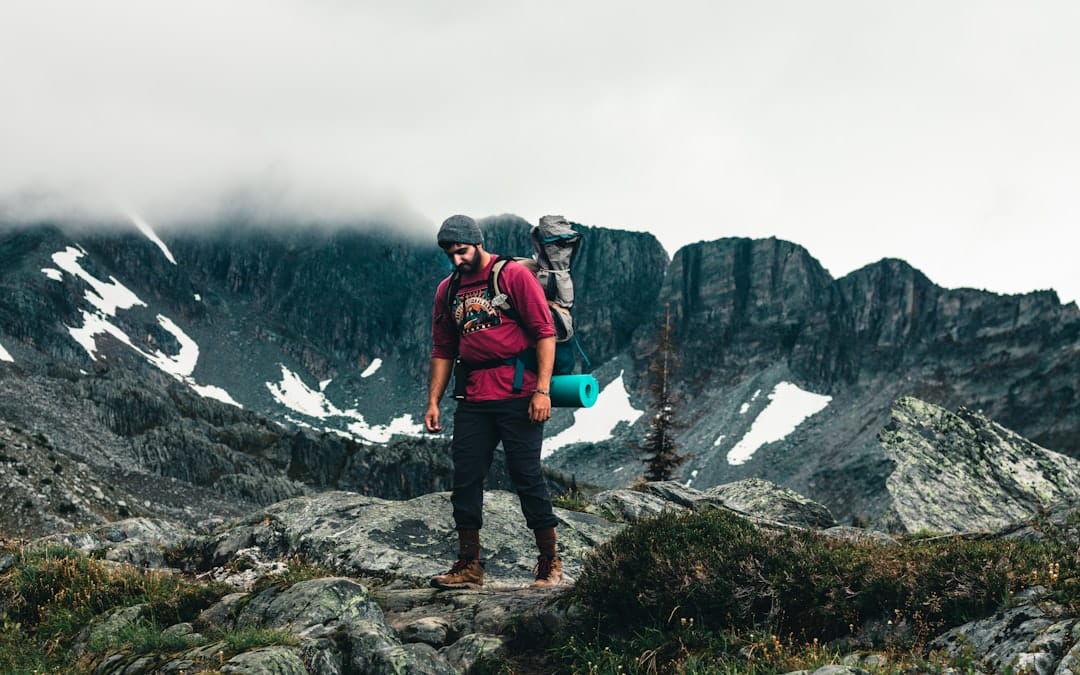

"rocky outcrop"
[585,478,836,529]
[39,488,614,674]
[706,477,837,529]
[930,597,1078,675]
[23,480,843,674]
[193,490,618,587]
[875,396,1080,534]
[23,481,1080,674]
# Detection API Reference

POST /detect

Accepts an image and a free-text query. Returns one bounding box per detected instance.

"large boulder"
[587,479,836,529]
[705,477,837,528]
[876,397,1080,534]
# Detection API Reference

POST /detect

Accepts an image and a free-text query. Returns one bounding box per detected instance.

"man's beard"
[457,251,481,273]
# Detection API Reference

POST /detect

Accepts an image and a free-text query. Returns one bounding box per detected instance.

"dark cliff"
[625,237,1078,455]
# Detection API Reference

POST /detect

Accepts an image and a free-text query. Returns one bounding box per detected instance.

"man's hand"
[424,403,443,433]
[425,357,453,433]
[529,391,551,423]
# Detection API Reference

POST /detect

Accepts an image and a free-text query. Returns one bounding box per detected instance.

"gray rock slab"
[590,479,836,530]
[879,397,1080,534]
[705,477,837,528]
[442,633,510,673]
[931,603,1078,674]
[202,489,620,587]
[236,577,384,636]
[220,646,308,675]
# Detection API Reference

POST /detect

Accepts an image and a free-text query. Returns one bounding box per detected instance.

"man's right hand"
[424,403,443,433]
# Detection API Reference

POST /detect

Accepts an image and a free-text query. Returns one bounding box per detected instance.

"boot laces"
[449,557,473,574]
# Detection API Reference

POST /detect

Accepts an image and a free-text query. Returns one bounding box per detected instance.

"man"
[424,214,562,589]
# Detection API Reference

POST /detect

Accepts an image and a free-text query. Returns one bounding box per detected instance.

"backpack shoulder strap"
[445,270,462,318]
[489,257,510,296]
[489,258,521,324]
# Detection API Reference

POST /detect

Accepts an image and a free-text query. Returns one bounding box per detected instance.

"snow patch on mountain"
[145,315,198,379]
[0,341,13,362]
[345,414,424,444]
[42,267,63,281]
[268,366,339,419]
[726,382,832,465]
[51,246,146,316]
[266,364,423,443]
[49,247,240,407]
[67,310,130,358]
[542,370,643,458]
[190,383,242,407]
[738,389,762,415]
[360,358,382,378]
[128,211,176,264]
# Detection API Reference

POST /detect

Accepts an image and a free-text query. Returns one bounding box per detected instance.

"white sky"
[2,1,1078,303]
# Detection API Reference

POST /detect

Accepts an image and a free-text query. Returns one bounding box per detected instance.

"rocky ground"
[9,480,1080,674]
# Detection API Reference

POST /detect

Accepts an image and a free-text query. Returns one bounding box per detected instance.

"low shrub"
[570,508,1067,647]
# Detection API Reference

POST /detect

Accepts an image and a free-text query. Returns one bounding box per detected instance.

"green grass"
[86,617,192,654]
[553,489,591,512]
[219,626,299,651]
[0,545,239,672]
[541,507,1079,674]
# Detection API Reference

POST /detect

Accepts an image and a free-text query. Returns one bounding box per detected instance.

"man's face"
[442,243,481,273]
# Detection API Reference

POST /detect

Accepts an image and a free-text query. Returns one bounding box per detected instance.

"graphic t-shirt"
[431,256,555,401]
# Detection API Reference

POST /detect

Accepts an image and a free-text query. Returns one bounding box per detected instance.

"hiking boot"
[430,557,484,589]
[531,555,563,588]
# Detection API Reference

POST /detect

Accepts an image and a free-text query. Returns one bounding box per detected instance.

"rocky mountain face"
[1,216,1078,529]
[549,237,1080,525]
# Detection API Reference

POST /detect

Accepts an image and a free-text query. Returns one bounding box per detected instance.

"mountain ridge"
[1,214,1078,528]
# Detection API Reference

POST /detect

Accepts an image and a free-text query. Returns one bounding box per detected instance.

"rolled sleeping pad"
[550,374,599,408]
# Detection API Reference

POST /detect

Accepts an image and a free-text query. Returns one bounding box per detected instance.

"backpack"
[445,215,591,377]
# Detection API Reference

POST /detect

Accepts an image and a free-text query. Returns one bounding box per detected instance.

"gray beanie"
[437,215,483,247]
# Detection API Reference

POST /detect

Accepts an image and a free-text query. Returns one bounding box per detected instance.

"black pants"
[450,397,558,531]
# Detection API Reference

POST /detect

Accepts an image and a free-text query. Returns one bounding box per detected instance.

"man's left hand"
[529,391,551,423]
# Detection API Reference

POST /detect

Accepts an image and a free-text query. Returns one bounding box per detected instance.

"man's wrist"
[533,389,550,396]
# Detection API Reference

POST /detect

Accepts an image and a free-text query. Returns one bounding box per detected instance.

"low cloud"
[2,2,1079,302]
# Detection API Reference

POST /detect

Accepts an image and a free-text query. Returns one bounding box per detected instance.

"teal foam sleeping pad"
[550,374,599,408]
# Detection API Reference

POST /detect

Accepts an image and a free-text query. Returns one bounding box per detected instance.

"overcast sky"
[2,1,1078,304]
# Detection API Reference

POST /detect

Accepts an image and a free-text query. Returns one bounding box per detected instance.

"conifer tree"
[639,304,688,481]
